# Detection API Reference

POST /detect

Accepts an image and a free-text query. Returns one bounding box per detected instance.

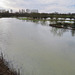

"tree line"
[0,9,75,19]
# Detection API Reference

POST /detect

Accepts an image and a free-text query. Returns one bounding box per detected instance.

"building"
[26,9,38,13]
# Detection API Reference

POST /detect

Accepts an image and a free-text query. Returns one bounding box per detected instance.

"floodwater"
[0,18,75,75]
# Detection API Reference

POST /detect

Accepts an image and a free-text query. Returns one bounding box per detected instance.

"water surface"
[0,18,75,75]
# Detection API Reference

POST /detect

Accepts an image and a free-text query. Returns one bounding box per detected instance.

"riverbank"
[0,53,20,75]
[18,17,75,22]
[18,17,75,30]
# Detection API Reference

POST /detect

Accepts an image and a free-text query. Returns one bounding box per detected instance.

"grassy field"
[18,17,75,22]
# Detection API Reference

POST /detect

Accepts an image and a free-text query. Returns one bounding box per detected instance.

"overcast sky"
[0,0,75,13]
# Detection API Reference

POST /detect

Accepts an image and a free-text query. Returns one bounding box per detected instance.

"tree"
[10,9,13,13]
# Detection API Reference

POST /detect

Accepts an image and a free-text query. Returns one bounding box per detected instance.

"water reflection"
[50,27,75,37]
[26,19,40,24]
[22,19,49,26]
[0,18,75,75]
[71,29,75,36]
[50,27,68,36]
[20,19,75,37]
[50,20,75,29]
[49,20,75,36]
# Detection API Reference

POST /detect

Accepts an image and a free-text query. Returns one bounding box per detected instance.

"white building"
[26,9,38,13]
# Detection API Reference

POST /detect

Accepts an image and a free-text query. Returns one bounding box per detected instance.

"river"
[0,18,75,75]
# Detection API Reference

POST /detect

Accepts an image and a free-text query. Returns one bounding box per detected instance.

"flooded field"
[0,18,75,75]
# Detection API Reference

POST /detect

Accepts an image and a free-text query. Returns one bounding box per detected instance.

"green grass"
[18,17,75,22]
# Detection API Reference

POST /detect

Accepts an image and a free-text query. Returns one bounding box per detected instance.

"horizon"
[0,8,75,14]
[0,0,75,13]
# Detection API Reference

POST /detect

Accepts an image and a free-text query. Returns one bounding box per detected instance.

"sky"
[0,0,75,13]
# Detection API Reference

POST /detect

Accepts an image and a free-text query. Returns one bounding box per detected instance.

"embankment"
[0,53,20,75]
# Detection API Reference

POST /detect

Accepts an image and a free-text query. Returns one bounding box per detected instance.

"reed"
[0,52,20,75]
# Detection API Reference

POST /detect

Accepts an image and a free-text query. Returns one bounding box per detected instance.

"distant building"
[0,9,9,13]
[0,9,6,13]
[31,9,38,13]
[19,9,25,13]
[26,9,31,13]
[10,9,13,13]
[26,9,38,13]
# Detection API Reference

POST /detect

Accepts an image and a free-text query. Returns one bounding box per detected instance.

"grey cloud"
[0,0,75,13]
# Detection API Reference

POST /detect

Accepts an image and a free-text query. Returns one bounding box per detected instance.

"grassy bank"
[18,17,75,22]
[0,53,20,75]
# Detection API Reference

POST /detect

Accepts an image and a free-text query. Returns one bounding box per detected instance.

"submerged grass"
[0,52,20,75]
[18,17,75,22]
